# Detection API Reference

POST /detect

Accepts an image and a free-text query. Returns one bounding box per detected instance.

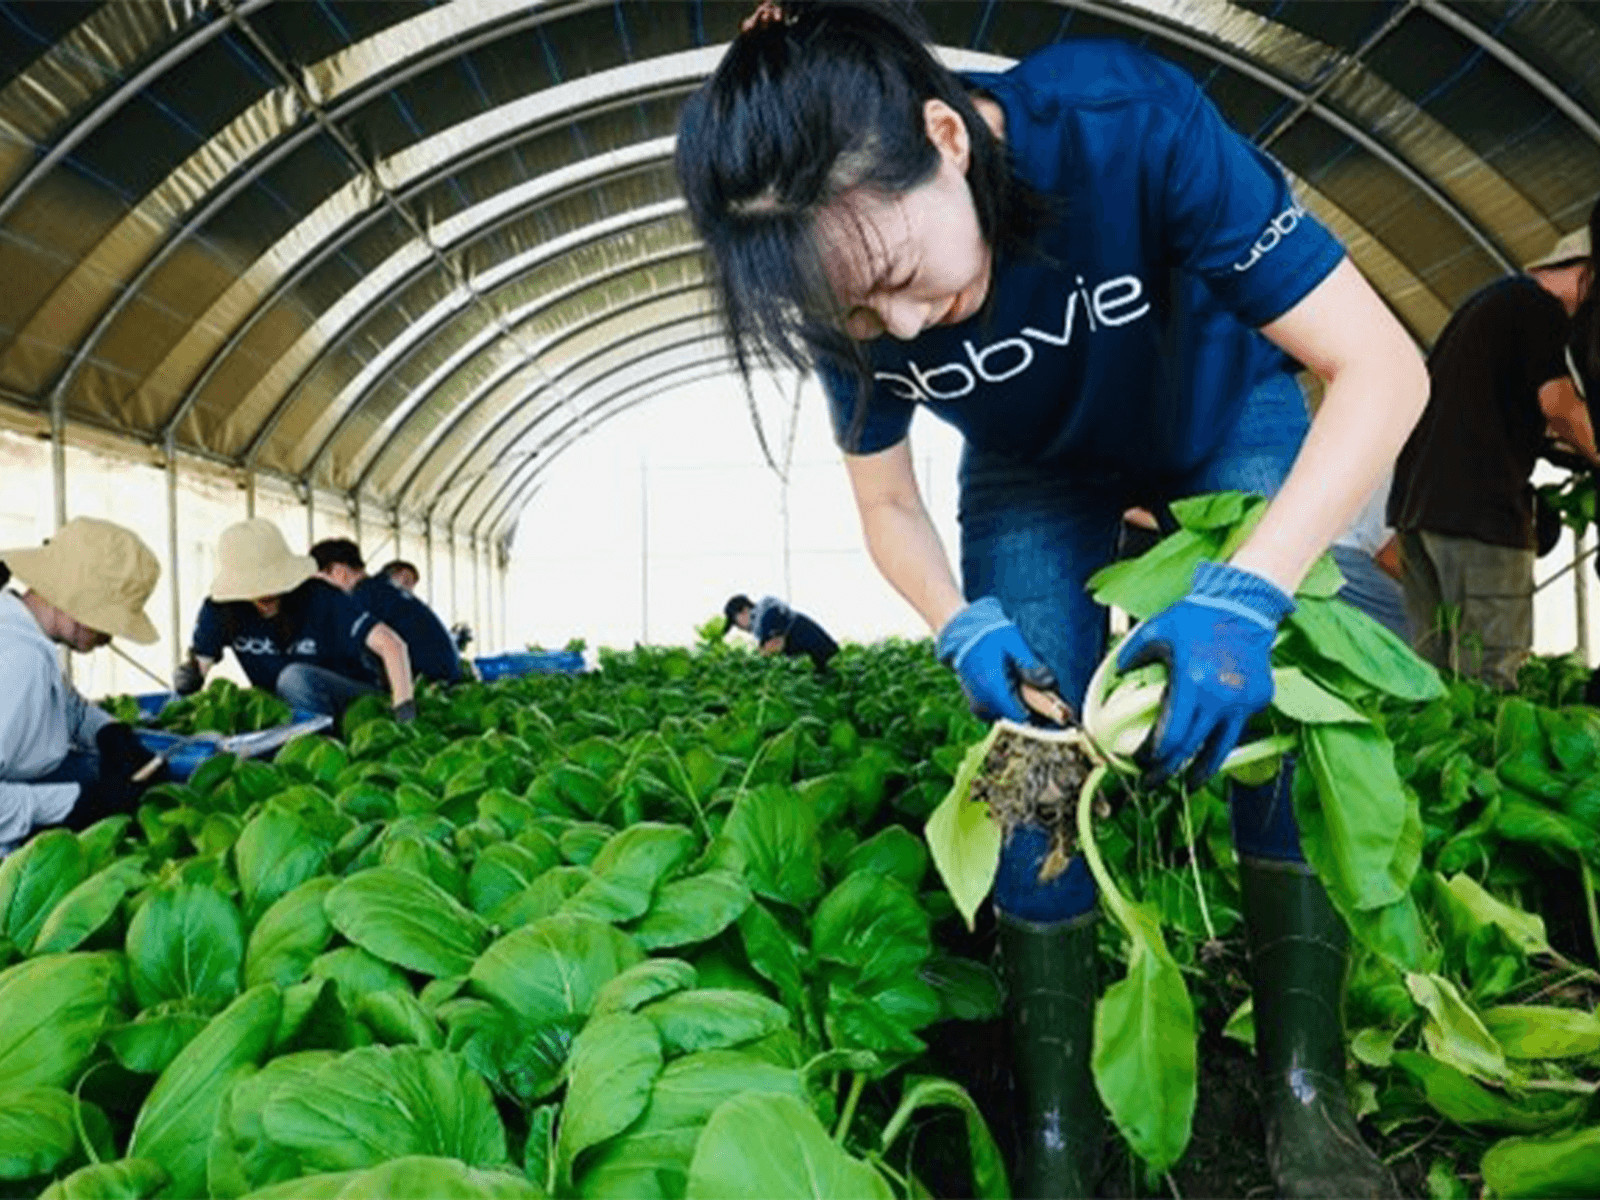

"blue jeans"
[275,664,378,718]
[959,372,1311,921]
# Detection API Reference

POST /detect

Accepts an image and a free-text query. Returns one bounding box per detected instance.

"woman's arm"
[843,440,966,632]
[364,624,415,708]
[1230,258,1430,592]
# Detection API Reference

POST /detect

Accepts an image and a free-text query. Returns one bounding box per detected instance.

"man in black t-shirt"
[723,593,839,672]
[312,540,462,686]
[1389,228,1598,688]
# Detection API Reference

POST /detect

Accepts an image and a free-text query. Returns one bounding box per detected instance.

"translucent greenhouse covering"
[3,0,1600,665]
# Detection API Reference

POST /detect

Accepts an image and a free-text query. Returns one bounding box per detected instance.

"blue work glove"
[937,597,1057,723]
[1117,561,1294,785]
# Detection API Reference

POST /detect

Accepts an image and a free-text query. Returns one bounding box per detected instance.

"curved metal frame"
[348,219,697,494]
[480,352,738,538]
[442,318,726,526]
[412,287,714,515]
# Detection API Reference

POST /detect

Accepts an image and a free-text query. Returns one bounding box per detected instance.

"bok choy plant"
[926,491,1446,1174]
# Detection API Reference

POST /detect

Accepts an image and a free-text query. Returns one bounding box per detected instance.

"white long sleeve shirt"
[0,590,108,843]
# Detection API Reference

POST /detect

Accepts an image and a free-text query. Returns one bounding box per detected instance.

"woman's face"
[252,596,282,619]
[816,100,992,343]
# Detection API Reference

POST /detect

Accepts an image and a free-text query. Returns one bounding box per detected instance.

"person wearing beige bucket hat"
[172,519,417,722]
[1391,204,1600,687]
[0,517,171,851]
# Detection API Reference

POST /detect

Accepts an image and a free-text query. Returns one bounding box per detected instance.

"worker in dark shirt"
[1389,223,1599,688]
[724,593,839,671]
[173,520,416,720]
[379,560,420,594]
[312,540,461,685]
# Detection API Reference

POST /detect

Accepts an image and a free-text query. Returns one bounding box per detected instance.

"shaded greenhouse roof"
[2,0,1597,547]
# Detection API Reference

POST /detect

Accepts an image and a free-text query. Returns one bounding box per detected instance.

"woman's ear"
[923,98,971,173]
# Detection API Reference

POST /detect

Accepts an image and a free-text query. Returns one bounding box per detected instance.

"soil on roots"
[970,725,1097,882]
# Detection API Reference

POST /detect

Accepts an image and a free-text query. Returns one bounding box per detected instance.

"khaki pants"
[1398,530,1533,691]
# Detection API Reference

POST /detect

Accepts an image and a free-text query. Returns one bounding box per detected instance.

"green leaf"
[469,842,559,918]
[470,914,643,1028]
[261,1045,509,1172]
[1481,1124,1600,1198]
[594,959,698,1016]
[631,871,752,950]
[563,823,699,923]
[1392,1051,1584,1134]
[245,876,338,989]
[38,1159,167,1200]
[1406,973,1510,1083]
[32,858,145,955]
[1297,725,1409,912]
[811,872,931,992]
[919,953,1002,1022]
[524,1105,556,1195]
[1091,904,1196,1174]
[713,785,824,909]
[577,1051,804,1200]
[128,985,282,1200]
[1270,666,1368,724]
[879,1076,1009,1199]
[844,826,928,891]
[207,1050,336,1198]
[325,867,489,978]
[106,1009,209,1074]
[291,1157,545,1199]
[1087,528,1224,620]
[234,805,331,919]
[0,829,88,953]
[354,989,443,1049]
[555,1012,663,1185]
[126,882,244,1010]
[684,1092,892,1200]
[1481,1006,1600,1060]
[924,726,1002,930]
[0,951,128,1089]
[1288,597,1444,702]
[0,1085,100,1180]
[1442,874,1552,956]
[642,989,790,1056]
[738,901,806,1016]
[306,947,410,1008]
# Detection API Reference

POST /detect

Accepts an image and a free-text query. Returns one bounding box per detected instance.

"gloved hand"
[95,722,162,783]
[67,775,147,830]
[392,699,418,725]
[1117,561,1294,785]
[172,657,204,697]
[937,597,1057,723]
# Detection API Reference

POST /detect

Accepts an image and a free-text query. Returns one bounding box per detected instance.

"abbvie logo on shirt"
[874,273,1151,403]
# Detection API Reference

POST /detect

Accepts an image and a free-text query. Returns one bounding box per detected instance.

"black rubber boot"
[997,909,1103,1199]
[1239,856,1400,1200]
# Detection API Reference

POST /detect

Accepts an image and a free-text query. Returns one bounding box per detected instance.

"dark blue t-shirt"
[352,577,461,685]
[821,40,1345,474]
[192,579,376,691]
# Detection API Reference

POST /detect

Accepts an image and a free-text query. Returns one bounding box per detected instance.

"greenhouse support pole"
[392,509,402,565]
[352,493,363,548]
[1578,528,1593,665]
[424,521,436,606]
[640,459,650,644]
[450,526,459,628]
[165,432,182,676]
[499,548,509,653]
[245,470,256,518]
[305,486,316,546]
[470,535,481,651]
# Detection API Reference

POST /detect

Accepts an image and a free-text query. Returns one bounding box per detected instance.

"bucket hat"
[210,519,316,603]
[0,517,160,643]
[1527,227,1592,271]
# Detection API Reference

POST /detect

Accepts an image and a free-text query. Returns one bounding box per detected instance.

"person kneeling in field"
[724,593,839,671]
[311,539,460,686]
[172,519,417,722]
[0,518,167,849]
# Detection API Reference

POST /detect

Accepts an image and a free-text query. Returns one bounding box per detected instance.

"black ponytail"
[676,1,1048,425]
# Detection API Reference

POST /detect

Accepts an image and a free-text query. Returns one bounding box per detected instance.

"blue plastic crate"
[134,692,175,719]
[475,650,586,681]
[134,713,333,782]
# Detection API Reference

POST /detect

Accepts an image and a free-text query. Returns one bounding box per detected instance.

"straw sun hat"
[0,517,160,644]
[209,519,317,604]
[1526,227,1592,272]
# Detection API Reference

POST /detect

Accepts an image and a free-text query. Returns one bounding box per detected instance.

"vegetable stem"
[1075,763,1134,928]
[1582,860,1600,975]
[1178,786,1218,944]
[835,1072,867,1144]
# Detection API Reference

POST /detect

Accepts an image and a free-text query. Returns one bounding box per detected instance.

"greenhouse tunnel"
[3,0,1600,673]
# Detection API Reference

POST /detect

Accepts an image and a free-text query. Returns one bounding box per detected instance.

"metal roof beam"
[443,321,725,526]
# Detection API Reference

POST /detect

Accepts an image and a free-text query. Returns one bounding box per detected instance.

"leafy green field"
[15,600,1600,1198]
[5,643,1011,1199]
